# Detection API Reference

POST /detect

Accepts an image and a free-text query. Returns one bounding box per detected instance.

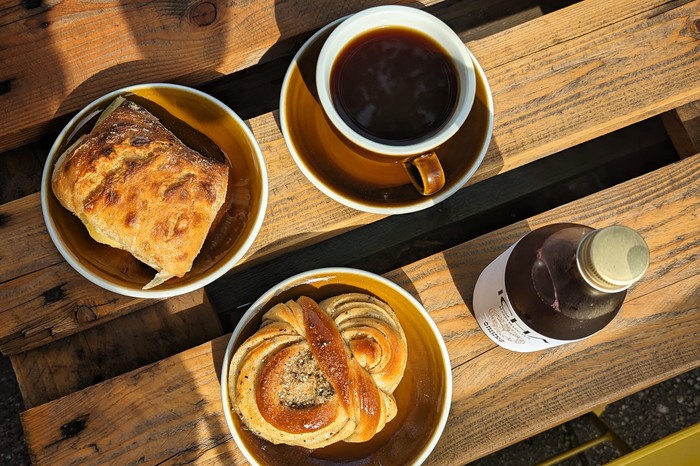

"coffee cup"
[316,5,476,196]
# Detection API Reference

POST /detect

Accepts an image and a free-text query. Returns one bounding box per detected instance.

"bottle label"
[473,243,579,352]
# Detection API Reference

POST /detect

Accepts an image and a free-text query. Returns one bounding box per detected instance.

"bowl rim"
[40,82,269,299]
[220,267,453,465]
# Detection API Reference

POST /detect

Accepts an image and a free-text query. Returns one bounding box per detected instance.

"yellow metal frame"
[536,406,700,466]
[537,407,631,466]
[607,422,700,466]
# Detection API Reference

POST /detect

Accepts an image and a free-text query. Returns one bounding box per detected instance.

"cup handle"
[403,152,446,196]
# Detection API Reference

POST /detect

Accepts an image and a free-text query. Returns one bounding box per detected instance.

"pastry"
[51,97,229,289]
[228,293,408,449]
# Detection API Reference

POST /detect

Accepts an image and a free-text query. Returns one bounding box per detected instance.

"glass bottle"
[472,224,650,352]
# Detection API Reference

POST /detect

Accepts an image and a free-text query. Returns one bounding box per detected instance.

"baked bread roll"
[51,97,229,289]
[228,294,408,449]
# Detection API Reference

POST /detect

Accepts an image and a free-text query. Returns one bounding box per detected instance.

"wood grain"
[663,99,700,158]
[0,193,61,283]
[11,289,222,408]
[0,0,562,153]
[1,0,698,355]
[0,0,439,153]
[22,334,241,465]
[21,153,700,465]
[0,144,43,205]
[0,260,151,355]
[434,277,698,464]
[205,117,673,315]
[469,0,700,180]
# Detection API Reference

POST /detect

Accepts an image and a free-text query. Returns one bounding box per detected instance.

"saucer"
[280,18,494,214]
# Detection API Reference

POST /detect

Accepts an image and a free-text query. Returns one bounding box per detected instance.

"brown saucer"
[280,19,494,214]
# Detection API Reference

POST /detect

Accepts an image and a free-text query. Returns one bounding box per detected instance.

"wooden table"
[1,0,699,464]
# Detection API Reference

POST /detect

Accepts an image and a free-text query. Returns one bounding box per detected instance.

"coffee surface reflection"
[331,27,458,145]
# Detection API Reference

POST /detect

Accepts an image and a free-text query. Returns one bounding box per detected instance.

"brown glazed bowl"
[221,267,452,465]
[41,83,268,298]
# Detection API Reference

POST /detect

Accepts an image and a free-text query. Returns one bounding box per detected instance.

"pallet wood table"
[20,151,700,465]
[1,0,699,464]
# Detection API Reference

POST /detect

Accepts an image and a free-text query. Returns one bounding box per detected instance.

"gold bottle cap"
[577,225,650,292]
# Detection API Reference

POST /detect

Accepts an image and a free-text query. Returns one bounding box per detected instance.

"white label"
[473,243,580,352]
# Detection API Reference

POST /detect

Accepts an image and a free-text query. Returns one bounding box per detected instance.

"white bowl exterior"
[220,267,452,466]
[316,5,476,157]
[40,83,269,299]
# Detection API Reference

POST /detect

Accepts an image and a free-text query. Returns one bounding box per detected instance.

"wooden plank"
[0,0,570,158]
[242,0,700,259]
[2,0,698,355]
[0,261,153,355]
[10,289,222,408]
[20,153,700,465]
[662,100,700,158]
[434,276,698,464]
[0,145,43,205]
[467,0,673,70]
[385,157,700,374]
[428,0,575,44]
[206,117,674,315]
[3,117,673,353]
[0,193,62,284]
[468,0,700,180]
[0,0,446,153]
[0,0,693,155]
[21,334,240,465]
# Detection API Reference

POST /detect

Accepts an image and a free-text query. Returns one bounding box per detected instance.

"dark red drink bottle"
[473,224,649,352]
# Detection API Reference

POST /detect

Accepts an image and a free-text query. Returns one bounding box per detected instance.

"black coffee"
[330,27,459,145]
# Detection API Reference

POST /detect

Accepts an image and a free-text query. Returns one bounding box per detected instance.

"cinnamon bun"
[228,293,408,449]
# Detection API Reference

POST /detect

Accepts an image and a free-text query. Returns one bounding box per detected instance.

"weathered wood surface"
[21,153,700,465]
[0,144,44,204]
[11,289,222,409]
[0,0,572,154]
[2,0,698,356]
[22,334,241,465]
[471,0,700,176]
[663,99,700,158]
[0,258,154,355]
[0,0,442,153]
[205,117,675,315]
[0,0,576,411]
[0,193,59,284]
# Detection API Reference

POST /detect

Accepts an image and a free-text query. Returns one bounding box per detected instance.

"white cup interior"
[316,5,476,157]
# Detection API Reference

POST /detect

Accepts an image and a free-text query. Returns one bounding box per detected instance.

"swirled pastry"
[228,293,408,449]
[51,97,229,289]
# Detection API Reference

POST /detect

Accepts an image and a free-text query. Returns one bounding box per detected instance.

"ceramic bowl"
[41,83,268,298]
[220,267,452,465]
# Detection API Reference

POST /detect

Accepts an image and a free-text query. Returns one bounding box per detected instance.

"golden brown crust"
[51,98,229,287]
[228,294,407,449]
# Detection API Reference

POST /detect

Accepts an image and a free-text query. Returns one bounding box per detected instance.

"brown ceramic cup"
[316,6,477,196]
[280,18,493,215]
